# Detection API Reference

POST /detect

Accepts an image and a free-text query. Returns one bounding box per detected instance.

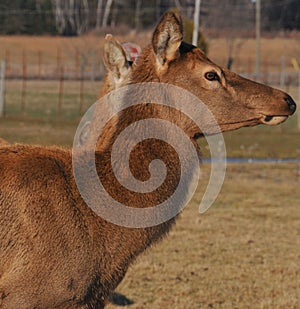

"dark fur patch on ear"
[179,41,196,54]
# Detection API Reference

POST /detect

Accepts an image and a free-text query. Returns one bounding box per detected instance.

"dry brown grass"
[0,33,150,68]
[0,34,299,74]
[106,163,300,309]
[208,37,300,72]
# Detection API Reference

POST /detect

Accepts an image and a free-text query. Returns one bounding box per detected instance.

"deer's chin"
[260,115,288,126]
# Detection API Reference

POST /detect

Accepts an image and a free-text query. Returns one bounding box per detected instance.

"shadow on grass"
[108,292,134,306]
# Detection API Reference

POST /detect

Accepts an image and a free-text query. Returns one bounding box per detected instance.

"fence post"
[58,66,64,118]
[91,50,96,81]
[280,55,286,88]
[38,50,42,79]
[0,60,6,117]
[75,48,79,80]
[5,49,10,77]
[56,48,61,80]
[21,49,27,114]
[79,67,84,115]
[298,71,300,131]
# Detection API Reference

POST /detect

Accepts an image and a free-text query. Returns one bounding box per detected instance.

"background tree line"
[0,0,299,36]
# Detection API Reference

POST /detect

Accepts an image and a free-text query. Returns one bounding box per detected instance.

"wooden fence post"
[5,49,10,78]
[79,67,84,115]
[38,50,42,79]
[263,58,269,84]
[58,66,64,118]
[91,50,96,81]
[75,48,79,80]
[280,55,286,88]
[0,60,6,117]
[21,49,27,114]
[298,71,300,131]
[56,48,61,80]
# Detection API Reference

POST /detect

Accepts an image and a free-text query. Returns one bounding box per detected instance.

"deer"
[0,138,9,146]
[78,34,135,150]
[0,12,296,309]
[98,34,134,99]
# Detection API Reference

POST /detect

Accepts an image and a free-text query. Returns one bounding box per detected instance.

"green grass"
[4,80,100,120]
[0,80,101,145]
[0,118,77,146]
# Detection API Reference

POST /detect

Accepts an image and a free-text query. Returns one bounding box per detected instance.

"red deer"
[79,34,135,150]
[0,138,9,146]
[98,34,134,99]
[0,12,296,308]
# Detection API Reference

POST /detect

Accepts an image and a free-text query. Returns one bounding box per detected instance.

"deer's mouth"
[260,115,289,126]
[191,114,290,137]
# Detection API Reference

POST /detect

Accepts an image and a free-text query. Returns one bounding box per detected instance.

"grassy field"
[106,163,300,309]
[0,80,100,145]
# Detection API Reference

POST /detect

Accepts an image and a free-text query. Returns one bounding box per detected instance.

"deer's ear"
[152,12,183,66]
[103,34,130,80]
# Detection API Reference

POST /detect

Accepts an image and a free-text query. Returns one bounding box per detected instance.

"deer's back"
[0,145,102,307]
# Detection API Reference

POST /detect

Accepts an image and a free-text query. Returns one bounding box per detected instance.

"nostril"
[285,95,297,112]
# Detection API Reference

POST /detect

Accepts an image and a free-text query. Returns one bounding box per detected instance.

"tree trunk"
[74,0,89,34]
[52,0,66,35]
[68,0,76,34]
[135,0,142,32]
[96,0,104,29]
[102,0,113,27]
[156,0,160,20]
[174,0,182,12]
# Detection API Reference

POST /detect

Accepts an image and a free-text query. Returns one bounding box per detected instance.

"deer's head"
[132,12,296,136]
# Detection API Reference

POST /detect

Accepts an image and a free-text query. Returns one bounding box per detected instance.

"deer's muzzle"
[284,95,297,113]
[260,94,296,126]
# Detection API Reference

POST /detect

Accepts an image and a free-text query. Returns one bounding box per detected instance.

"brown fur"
[98,34,133,99]
[0,138,9,147]
[79,35,134,152]
[0,12,296,308]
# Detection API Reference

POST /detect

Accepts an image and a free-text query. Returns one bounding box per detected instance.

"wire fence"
[4,49,105,81]
[0,54,300,129]
[0,59,101,121]
[0,48,106,121]
[2,48,300,86]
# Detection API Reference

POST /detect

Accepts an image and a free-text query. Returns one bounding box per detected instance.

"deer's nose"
[285,95,297,114]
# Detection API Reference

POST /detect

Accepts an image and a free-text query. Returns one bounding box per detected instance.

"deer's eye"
[205,71,219,81]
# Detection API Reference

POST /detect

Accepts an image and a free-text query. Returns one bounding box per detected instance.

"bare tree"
[52,0,90,35]
[52,0,66,34]
[74,0,89,34]
[135,0,142,31]
[174,0,182,12]
[96,0,104,29]
[102,0,113,27]
[156,0,161,20]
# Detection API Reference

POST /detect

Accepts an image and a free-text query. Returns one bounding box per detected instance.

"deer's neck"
[85,61,199,298]
[92,101,197,251]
